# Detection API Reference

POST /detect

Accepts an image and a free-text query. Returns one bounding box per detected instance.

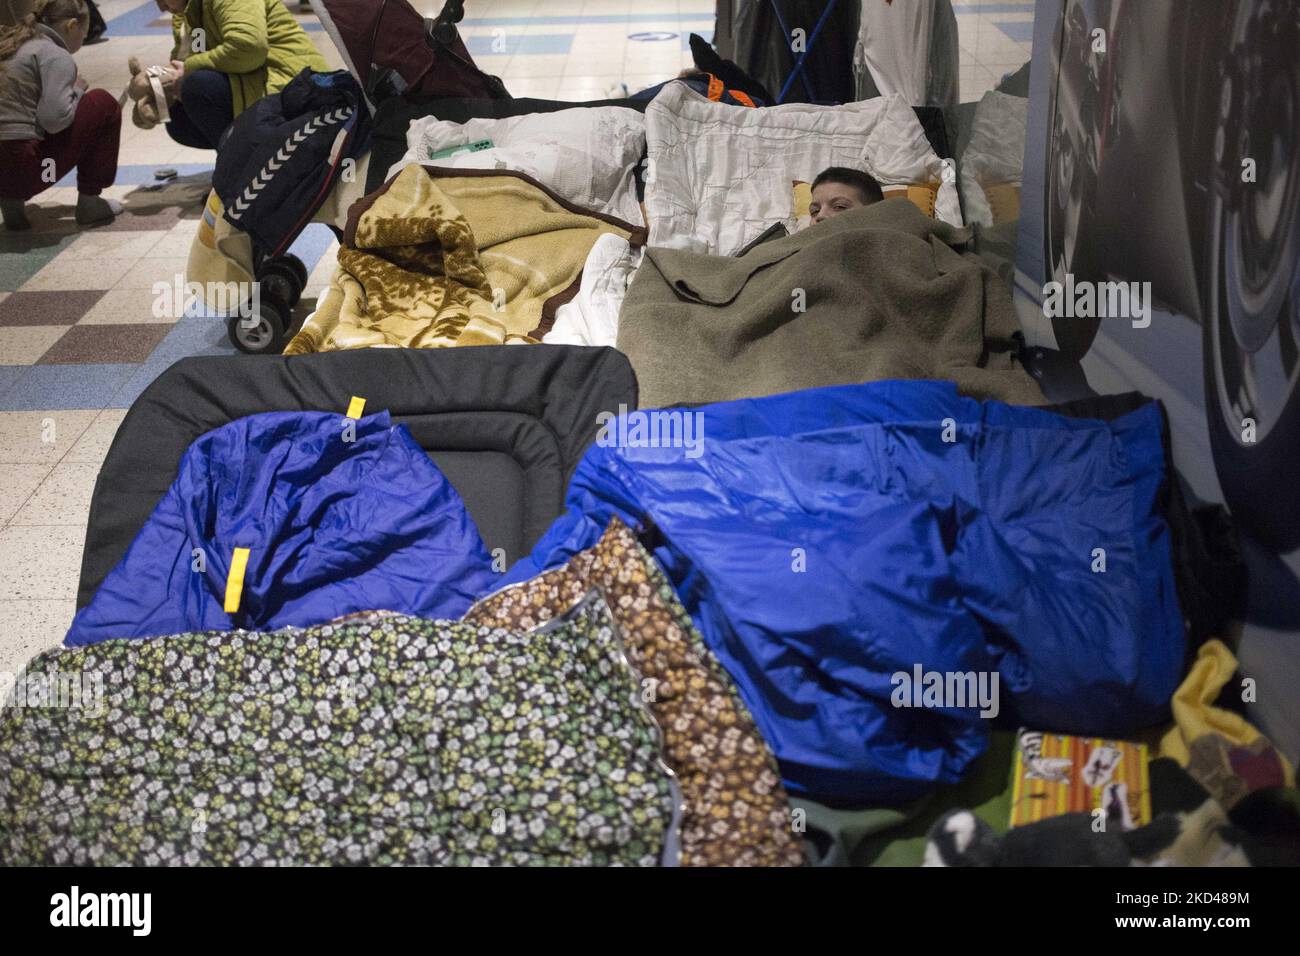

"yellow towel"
[1158,639,1294,806]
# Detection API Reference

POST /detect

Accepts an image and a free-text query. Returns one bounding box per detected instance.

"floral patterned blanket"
[466,518,805,866]
[0,593,678,866]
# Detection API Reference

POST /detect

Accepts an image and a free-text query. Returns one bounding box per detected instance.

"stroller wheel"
[228,296,288,354]
[258,269,297,310]
[259,255,308,306]
[282,255,309,294]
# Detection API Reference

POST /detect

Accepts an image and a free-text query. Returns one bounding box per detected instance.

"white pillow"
[389,107,646,225]
[959,90,1027,228]
[643,84,960,254]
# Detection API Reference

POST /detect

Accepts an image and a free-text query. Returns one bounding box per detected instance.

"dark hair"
[811,166,884,205]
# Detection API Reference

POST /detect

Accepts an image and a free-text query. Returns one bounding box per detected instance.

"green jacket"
[172,0,327,117]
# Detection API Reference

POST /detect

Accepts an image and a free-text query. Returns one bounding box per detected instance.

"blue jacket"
[504,380,1185,803]
[66,410,495,645]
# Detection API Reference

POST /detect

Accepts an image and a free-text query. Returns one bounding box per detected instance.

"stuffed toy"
[123,56,180,130]
[923,810,1137,867]
[922,758,1300,866]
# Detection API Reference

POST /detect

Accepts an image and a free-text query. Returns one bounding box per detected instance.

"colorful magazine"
[1009,728,1151,831]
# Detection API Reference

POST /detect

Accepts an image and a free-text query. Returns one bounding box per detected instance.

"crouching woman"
[156,0,326,151]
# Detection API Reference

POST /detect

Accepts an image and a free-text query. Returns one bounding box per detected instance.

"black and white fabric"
[212,68,370,256]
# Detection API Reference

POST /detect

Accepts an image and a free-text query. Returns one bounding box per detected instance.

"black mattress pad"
[76,345,638,608]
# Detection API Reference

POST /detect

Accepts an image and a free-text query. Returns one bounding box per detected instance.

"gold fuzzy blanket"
[284,165,642,353]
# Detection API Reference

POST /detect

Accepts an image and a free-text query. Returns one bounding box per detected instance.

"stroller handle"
[436,0,465,25]
[428,0,465,47]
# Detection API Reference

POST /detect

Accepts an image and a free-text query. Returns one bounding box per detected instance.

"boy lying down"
[808,166,885,225]
[734,166,885,255]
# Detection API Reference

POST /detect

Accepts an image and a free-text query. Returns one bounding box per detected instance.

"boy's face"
[809,182,868,224]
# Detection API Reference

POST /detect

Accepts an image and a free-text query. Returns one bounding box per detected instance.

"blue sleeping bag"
[66,410,496,646]
[504,380,1185,803]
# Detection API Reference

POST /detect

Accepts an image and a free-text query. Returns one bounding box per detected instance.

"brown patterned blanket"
[285,166,643,353]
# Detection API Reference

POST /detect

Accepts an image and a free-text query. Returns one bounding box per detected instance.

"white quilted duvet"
[389,106,647,225]
[644,84,961,254]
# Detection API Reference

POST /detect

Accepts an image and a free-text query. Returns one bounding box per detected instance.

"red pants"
[0,88,121,200]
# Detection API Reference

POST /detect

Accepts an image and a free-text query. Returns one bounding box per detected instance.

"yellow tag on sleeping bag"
[346,396,366,419]
[224,547,251,614]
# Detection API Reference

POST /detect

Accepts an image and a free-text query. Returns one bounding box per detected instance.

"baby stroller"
[204,0,509,354]
[313,0,509,109]
[204,71,368,355]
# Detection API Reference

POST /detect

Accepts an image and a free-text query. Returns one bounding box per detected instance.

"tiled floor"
[0,0,1032,673]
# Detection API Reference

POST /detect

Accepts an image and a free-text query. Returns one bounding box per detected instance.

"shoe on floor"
[75,194,124,226]
[1,199,31,231]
